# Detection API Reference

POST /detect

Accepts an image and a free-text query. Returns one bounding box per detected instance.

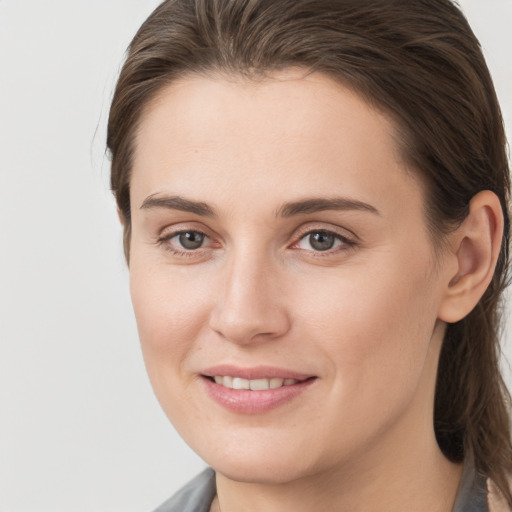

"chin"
[192,433,324,485]
[211,457,314,485]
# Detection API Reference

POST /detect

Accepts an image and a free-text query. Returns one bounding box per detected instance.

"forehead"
[130,69,422,218]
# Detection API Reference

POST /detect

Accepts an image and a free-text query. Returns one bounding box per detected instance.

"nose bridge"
[209,242,289,344]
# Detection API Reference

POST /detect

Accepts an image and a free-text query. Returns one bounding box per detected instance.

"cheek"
[295,250,440,400]
[129,262,211,369]
[129,264,216,432]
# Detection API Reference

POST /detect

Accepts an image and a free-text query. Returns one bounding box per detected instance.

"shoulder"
[153,468,216,512]
[487,478,512,512]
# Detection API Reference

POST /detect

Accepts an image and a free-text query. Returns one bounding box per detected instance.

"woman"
[107,0,512,510]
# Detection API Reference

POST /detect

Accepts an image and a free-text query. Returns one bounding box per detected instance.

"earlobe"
[438,190,504,323]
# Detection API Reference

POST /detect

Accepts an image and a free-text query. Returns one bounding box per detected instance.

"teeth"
[250,378,269,391]
[270,378,284,389]
[232,377,250,390]
[212,376,299,390]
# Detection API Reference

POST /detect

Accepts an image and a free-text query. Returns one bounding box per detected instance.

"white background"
[0,1,511,511]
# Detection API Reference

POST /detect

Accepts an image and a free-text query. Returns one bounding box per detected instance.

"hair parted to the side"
[107,0,512,503]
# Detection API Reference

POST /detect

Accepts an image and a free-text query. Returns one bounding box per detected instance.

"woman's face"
[129,70,453,483]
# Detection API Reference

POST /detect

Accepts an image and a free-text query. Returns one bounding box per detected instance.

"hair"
[107,0,512,503]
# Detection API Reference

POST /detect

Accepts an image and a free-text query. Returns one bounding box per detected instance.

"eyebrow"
[277,197,380,217]
[140,194,215,217]
[140,194,380,218]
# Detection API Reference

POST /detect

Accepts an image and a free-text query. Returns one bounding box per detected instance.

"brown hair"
[107,0,512,502]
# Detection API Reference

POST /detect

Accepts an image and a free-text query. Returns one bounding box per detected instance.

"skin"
[127,69,501,512]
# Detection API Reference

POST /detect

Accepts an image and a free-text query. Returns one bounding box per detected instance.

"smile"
[211,376,302,390]
[200,367,317,414]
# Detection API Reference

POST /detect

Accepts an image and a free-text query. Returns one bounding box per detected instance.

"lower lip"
[201,376,316,414]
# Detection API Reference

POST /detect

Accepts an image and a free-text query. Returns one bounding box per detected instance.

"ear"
[438,190,504,323]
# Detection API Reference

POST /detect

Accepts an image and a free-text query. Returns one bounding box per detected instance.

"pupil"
[179,232,204,249]
[310,232,335,251]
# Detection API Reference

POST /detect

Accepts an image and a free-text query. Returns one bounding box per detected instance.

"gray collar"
[452,459,488,512]
[153,468,216,512]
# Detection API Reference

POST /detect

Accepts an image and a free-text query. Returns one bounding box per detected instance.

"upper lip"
[201,365,314,381]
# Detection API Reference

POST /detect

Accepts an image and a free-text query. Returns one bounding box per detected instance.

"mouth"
[205,375,308,390]
[200,366,317,414]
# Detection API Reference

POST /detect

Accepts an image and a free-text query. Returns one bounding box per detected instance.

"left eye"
[170,231,207,250]
[296,231,345,252]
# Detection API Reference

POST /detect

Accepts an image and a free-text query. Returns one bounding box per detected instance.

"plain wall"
[0,1,511,511]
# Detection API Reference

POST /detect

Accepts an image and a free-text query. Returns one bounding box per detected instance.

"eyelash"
[157,227,356,258]
[158,230,211,258]
[292,229,356,255]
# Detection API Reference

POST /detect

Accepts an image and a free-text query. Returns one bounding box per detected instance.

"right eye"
[159,230,210,254]
[172,231,207,250]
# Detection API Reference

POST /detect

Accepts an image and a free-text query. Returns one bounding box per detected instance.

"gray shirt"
[153,468,216,512]
[153,461,488,512]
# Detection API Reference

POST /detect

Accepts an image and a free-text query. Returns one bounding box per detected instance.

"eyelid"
[288,224,358,255]
[157,219,220,241]
[159,227,205,239]
[157,223,221,256]
[292,223,358,243]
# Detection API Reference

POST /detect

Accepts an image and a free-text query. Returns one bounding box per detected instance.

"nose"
[208,251,291,345]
